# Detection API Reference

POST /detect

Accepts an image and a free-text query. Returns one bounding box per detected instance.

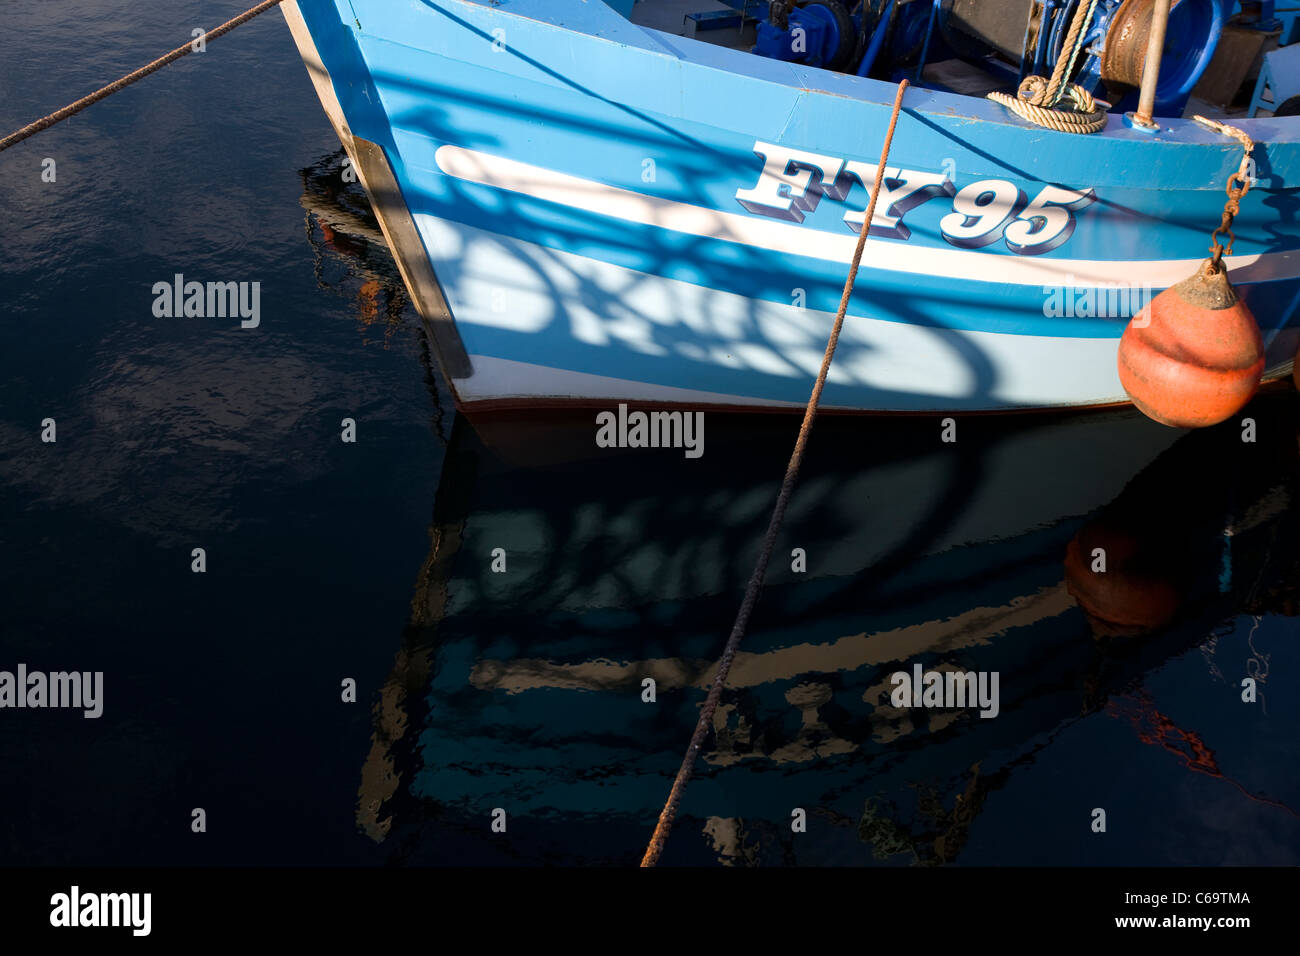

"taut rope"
[0,0,286,154]
[640,79,912,867]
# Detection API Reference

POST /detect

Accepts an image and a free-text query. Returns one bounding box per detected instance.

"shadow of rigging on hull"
[354,67,1057,409]
[357,16,1299,400]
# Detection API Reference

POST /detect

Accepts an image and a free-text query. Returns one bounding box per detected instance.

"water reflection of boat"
[299,150,411,342]
[1067,395,1300,639]
[351,392,1299,864]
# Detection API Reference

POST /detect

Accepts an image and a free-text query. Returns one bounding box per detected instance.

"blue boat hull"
[283,0,1300,412]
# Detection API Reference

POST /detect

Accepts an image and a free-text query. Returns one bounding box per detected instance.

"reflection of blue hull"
[284,0,1300,411]
[364,411,1174,831]
[355,400,1300,862]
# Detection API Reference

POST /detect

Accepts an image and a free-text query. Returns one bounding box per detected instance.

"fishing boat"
[292,140,1299,863]
[281,0,1300,413]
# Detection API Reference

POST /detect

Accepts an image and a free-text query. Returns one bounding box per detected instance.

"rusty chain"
[1194,115,1257,275]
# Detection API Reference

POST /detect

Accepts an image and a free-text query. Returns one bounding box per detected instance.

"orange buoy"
[1117,260,1264,428]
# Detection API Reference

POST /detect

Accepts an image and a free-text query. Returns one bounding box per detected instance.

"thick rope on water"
[988,0,1108,134]
[0,0,285,154]
[639,79,911,868]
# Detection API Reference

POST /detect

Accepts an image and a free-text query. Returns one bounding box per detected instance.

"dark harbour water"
[1,2,1299,868]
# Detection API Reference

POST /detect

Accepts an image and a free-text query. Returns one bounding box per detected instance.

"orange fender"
[1118,262,1264,428]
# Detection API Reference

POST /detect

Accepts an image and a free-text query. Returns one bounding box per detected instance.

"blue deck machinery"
[703,0,1273,119]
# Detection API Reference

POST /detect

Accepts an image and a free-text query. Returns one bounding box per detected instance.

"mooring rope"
[988,0,1108,134]
[0,0,285,154]
[639,79,911,868]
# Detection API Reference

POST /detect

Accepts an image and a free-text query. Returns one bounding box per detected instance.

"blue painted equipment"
[749,0,1232,119]
[754,1,857,69]
[1091,0,1234,117]
[890,0,944,78]
[1237,1,1283,32]
[942,0,1234,119]
[856,0,897,76]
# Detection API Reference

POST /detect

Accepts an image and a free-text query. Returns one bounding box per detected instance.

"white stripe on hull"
[435,145,1300,290]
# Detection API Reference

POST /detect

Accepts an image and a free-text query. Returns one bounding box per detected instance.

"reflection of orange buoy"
[1117,261,1264,429]
[359,279,382,324]
[1064,524,1181,638]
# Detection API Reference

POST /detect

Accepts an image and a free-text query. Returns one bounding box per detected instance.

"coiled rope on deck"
[0,0,286,154]
[987,0,1108,134]
[639,79,911,868]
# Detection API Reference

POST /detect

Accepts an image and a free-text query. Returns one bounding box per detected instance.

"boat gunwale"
[406,0,1300,150]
